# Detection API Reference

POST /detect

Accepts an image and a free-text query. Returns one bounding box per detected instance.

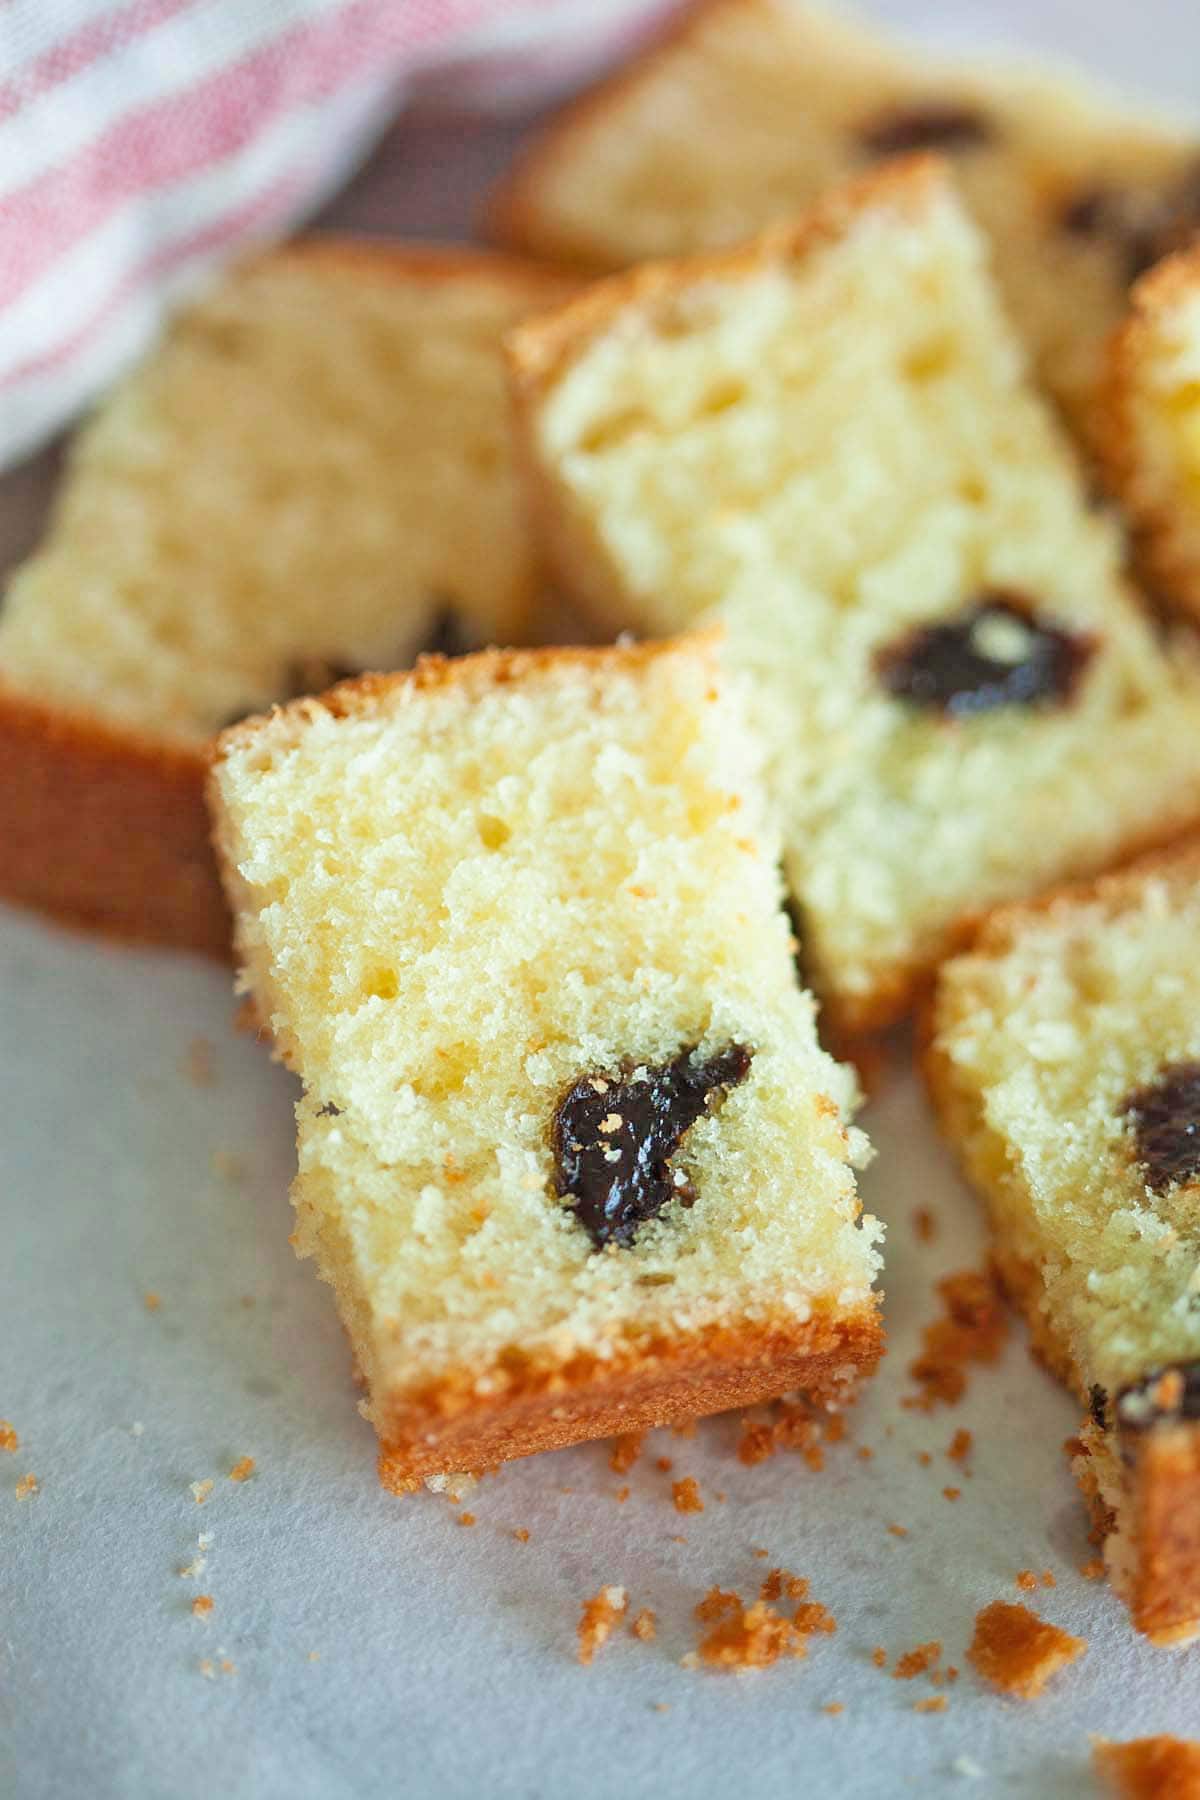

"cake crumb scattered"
[630,1609,657,1642]
[737,1398,838,1470]
[696,1588,742,1623]
[220,1659,236,1676]
[192,1595,214,1618]
[609,1433,644,1475]
[943,1487,961,1502]
[616,1486,630,1503]
[871,1646,887,1668]
[0,1421,18,1453]
[190,1479,214,1505]
[513,1528,530,1543]
[695,1600,809,1672]
[458,1512,476,1527]
[904,1269,1008,1411]
[198,1533,213,1551]
[143,1292,161,1312]
[673,1477,704,1515]
[948,1428,973,1467]
[1079,1557,1105,1579]
[1093,1735,1200,1798]
[1015,1570,1038,1592]
[228,1457,255,1483]
[1041,1570,1056,1588]
[211,1149,245,1183]
[967,1601,1086,1699]
[823,1702,844,1716]
[912,1207,938,1244]
[670,1535,687,1544]
[914,1696,947,1714]
[656,1456,673,1473]
[577,1586,628,1664]
[893,1641,941,1681]
[793,1602,836,1637]
[857,1446,874,1462]
[760,1569,808,1604]
[917,1451,933,1467]
[179,1556,207,1579]
[14,1472,38,1499]
[652,1703,670,1713]
[198,1659,215,1680]
[888,1523,909,1538]
[751,1546,769,1559]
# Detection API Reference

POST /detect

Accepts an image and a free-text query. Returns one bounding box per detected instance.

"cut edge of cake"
[922,844,1200,1646]
[0,239,574,956]
[1101,244,1200,618]
[209,635,885,1487]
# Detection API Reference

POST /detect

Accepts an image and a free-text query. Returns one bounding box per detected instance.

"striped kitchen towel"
[0,0,668,469]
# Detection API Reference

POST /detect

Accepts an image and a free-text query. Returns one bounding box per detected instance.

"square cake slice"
[508,158,1200,1038]
[925,844,1200,1644]
[209,635,883,1487]
[1103,247,1200,619]
[489,0,1200,435]
[0,242,573,954]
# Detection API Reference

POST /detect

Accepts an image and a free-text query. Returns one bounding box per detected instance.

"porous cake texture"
[209,635,883,1486]
[508,158,1200,1036]
[926,844,1200,1644]
[490,0,1200,433]
[0,242,573,952]
[1103,247,1200,618]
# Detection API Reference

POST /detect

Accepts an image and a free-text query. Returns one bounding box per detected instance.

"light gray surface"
[3,4,1200,1796]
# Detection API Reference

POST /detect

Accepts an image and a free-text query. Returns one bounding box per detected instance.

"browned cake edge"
[920,850,1200,1645]
[1100,245,1200,619]
[375,1302,883,1490]
[0,240,576,954]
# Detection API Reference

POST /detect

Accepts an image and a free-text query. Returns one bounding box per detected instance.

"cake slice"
[0,242,573,954]
[489,0,1200,435]
[1103,247,1200,618]
[508,158,1200,1037]
[208,634,883,1487]
[925,844,1200,1644]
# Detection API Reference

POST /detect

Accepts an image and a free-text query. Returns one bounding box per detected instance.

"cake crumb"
[198,1533,213,1551]
[857,1446,874,1461]
[751,1546,770,1559]
[893,1641,941,1681]
[652,1703,670,1713]
[0,1421,18,1453]
[178,1556,207,1579]
[309,1651,321,1662]
[1093,1735,1200,1797]
[630,1609,657,1642]
[696,1600,809,1672]
[948,1428,973,1467]
[1015,1570,1038,1592]
[912,1207,938,1244]
[823,1702,844,1716]
[14,1472,38,1499]
[458,1512,475,1527]
[967,1601,1086,1699]
[888,1523,909,1538]
[616,1486,630,1503]
[904,1268,1008,1411]
[656,1456,673,1473]
[871,1646,887,1668]
[914,1696,947,1714]
[198,1659,216,1680]
[917,1451,933,1467]
[228,1457,255,1483]
[1079,1558,1105,1580]
[143,1292,161,1312]
[192,1595,214,1618]
[609,1433,644,1475]
[577,1586,628,1664]
[183,1036,215,1087]
[943,1487,961,1502]
[670,1535,687,1545]
[220,1659,236,1676]
[672,1477,704,1515]
[793,1602,836,1637]
[696,1588,742,1623]
[190,1479,214,1505]
[760,1569,808,1604]
[737,1398,837,1470]
[513,1528,530,1543]
[1041,1570,1056,1588]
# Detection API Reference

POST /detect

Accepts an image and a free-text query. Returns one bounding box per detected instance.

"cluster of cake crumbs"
[0,1420,19,1452]
[672,1477,704,1514]
[684,1572,835,1673]
[967,1602,1086,1699]
[577,1586,628,1664]
[905,1269,1008,1411]
[228,1456,255,1483]
[737,1398,847,1469]
[1093,1736,1200,1797]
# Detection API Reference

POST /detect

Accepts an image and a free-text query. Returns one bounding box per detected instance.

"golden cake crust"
[0,241,574,954]
[376,1302,882,1489]
[921,843,1200,1645]
[1101,247,1200,618]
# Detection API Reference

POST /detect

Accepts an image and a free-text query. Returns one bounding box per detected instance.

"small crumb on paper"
[143,1292,161,1312]
[14,1472,38,1499]
[609,1433,644,1475]
[577,1586,627,1665]
[1093,1735,1200,1798]
[915,1696,947,1715]
[967,1601,1086,1699]
[228,1457,255,1483]
[630,1610,657,1642]
[192,1595,214,1618]
[183,1036,216,1087]
[893,1642,941,1681]
[0,1421,18,1453]
[672,1477,704,1515]
[190,1480,214,1505]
